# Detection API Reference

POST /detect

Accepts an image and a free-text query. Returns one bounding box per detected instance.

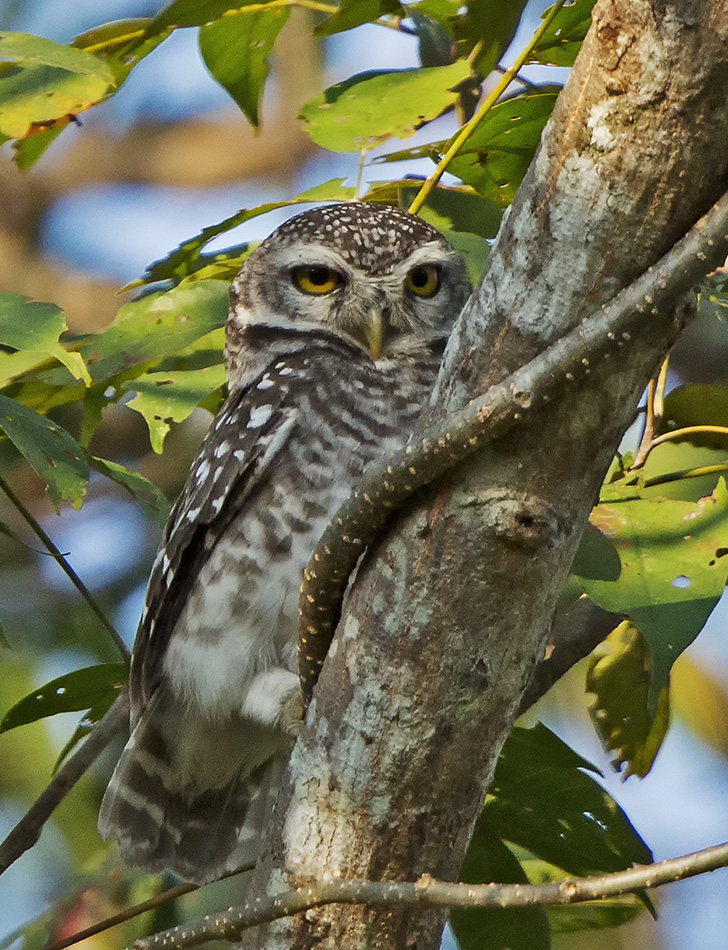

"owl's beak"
[362,310,384,360]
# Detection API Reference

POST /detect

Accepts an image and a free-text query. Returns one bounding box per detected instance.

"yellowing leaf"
[0,62,110,139]
[587,622,671,778]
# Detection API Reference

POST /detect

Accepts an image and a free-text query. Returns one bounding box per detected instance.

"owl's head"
[227,203,470,375]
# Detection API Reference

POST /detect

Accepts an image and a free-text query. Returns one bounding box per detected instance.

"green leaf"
[90,456,172,525]
[587,621,671,778]
[453,0,528,76]
[578,479,728,705]
[447,90,559,204]
[517,858,644,932]
[134,180,356,285]
[0,291,90,384]
[0,61,110,139]
[415,206,488,285]
[485,724,653,875]
[80,281,230,383]
[199,8,290,128]
[409,10,456,67]
[529,0,597,67]
[123,364,227,453]
[0,32,114,81]
[547,898,643,933]
[0,663,127,733]
[299,61,471,153]
[660,383,728,447]
[315,0,405,37]
[0,394,89,510]
[453,827,551,950]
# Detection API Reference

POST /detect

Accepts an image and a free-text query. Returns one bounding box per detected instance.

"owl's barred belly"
[162,516,325,721]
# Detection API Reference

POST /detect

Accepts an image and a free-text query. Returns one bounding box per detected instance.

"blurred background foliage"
[0,1,728,949]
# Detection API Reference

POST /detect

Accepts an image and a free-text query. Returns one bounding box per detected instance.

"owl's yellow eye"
[405,264,441,298]
[292,266,342,295]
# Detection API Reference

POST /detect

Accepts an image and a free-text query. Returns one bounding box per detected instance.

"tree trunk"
[238,2,728,947]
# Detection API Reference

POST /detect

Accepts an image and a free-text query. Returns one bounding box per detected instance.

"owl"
[99,202,471,884]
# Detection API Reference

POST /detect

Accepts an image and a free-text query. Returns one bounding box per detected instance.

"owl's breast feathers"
[100,323,440,883]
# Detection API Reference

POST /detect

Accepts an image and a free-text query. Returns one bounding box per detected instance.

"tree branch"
[0,691,128,876]
[299,185,728,701]
[131,839,728,950]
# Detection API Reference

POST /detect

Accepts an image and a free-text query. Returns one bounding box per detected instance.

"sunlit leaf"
[0,394,89,510]
[529,0,597,67]
[0,61,110,139]
[124,364,227,453]
[315,0,405,37]
[299,62,471,153]
[199,7,290,127]
[133,180,356,285]
[485,724,653,875]
[587,622,671,778]
[446,91,558,204]
[90,456,172,525]
[453,827,551,950]
[578,479,728,705]
[0,663,127,733]
[80,281,229,382]
[415,206,488,284]
[0,31,114,81]
[0,291,90,384]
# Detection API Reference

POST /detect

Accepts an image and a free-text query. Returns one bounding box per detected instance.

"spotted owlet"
[99,202,471,884]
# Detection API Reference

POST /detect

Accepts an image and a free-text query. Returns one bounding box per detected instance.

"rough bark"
[238,2,728,948]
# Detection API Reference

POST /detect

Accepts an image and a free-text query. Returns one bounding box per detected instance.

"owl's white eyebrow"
[274,245,354,273]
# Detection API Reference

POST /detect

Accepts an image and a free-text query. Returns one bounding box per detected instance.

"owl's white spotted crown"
[260,202,448,274]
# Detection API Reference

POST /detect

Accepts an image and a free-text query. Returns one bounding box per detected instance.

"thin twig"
[0,692,129,877]
[0,473,130,662]
[131,839,728,950]
[44,862,256,950]
[298,188,728,702]
[407,0,568,215]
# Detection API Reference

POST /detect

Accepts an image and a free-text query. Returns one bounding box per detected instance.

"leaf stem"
[650,424,728,450]
[79,1,406,55]
[0,473,129,662]
[642,463,728,489]
[407,0,568,215]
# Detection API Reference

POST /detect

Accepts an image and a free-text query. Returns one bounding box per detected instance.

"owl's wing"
[129,371,298,714]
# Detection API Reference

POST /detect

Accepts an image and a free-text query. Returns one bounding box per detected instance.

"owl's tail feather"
[99,693,284,884]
